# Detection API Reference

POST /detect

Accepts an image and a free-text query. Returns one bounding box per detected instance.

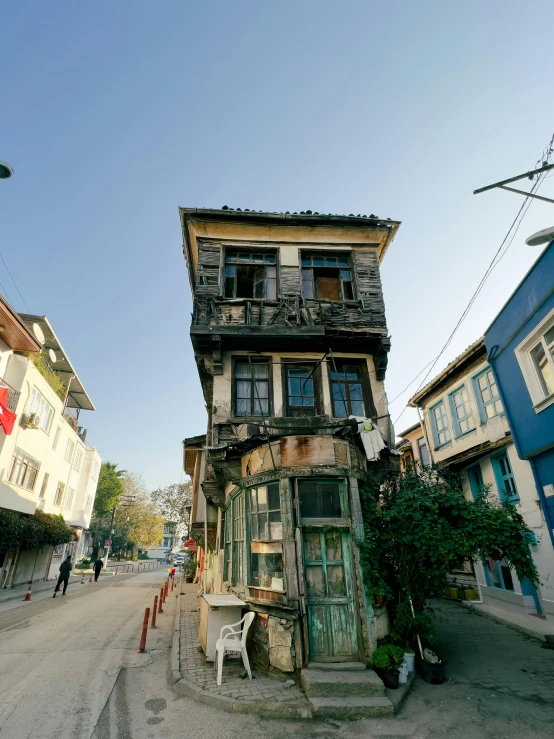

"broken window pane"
[325,531,342,561]
[327,565,346,596]
[306,565,325,597]
[304,532,322,561]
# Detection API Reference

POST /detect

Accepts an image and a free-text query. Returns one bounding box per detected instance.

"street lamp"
[0,162,13,179]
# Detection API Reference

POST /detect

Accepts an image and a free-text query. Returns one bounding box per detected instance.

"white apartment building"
[0,303,101,588]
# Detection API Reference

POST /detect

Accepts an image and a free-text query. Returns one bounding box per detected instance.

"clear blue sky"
[1,1,554,488]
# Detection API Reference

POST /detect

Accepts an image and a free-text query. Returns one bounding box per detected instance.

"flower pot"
[375,595,385,607]
[464,588,478,601]
[185,575,194,583]
[374,667,400,689]
[447,587,458,599]
[457,589,467,600]
[404,649,415,673]
[416,656,446,685]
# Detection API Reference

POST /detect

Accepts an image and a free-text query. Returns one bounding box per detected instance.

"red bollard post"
[164,581,168,600]
[151,595,158,628]
[138,607,150,653]
[170,579,174,592]
[158,587,164,613]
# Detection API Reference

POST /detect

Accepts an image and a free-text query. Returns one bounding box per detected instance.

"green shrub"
[372,644,405,672]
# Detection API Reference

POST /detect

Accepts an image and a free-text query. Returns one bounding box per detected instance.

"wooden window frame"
[295,478,349,526]
[222,247,278,300]
[429,400,451,449]
[282,360,324,418]
[231,355,273,420]
[328,358,376,419]
[448,384,476,437]
[8,448,40,491]
[472,367,503,424]
[491,451,520,503]
[300,252,355,302]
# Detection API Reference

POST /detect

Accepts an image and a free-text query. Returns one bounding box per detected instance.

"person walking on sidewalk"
[53,554,73,597]
[93,557,104,582]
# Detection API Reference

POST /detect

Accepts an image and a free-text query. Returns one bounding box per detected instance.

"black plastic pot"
[416,656,446,684]
[374,667,400,689]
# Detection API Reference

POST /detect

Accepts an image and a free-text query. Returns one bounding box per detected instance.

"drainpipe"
[488,345,554,550]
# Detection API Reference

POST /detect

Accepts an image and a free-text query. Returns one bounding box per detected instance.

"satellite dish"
[48,349,57,364]
[0,162,13,180]
[32,323,45,344]
[525,226,554,247]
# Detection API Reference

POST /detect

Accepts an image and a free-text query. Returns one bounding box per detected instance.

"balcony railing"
[0,377,20,412]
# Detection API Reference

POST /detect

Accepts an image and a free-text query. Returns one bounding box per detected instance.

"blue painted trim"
[448,384,475,438]
[429,399,450,449]
[491,451,520,504]
[487,347,554,550]
[467,464,484,499]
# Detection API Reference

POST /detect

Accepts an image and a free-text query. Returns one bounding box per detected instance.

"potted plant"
[375,593,386,607]
[372,644,405,689]
[185,558,197,583]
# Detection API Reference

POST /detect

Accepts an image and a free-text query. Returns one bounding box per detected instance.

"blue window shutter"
[491,452,520,503]
[467,465,484,499]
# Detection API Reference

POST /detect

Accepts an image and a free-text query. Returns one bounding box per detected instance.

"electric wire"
[392,136,554,428]
[0,252,30,313]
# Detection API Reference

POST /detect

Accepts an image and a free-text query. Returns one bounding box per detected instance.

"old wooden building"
[181,207,400,672]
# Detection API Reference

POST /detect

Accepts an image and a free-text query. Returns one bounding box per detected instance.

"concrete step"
[307,661,366,671]
[301,667,385,697]
[310,696,394,719]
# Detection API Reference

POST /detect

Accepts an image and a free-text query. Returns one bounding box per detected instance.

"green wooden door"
[303,529,359,662]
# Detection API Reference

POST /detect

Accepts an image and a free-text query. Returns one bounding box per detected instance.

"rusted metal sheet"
[280,435,334,467]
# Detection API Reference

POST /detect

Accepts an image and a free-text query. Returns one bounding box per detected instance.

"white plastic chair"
[215,611,255,686]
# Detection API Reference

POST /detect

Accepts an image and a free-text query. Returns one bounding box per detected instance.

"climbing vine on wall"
[0,509,76,553]
[358,467,538,646]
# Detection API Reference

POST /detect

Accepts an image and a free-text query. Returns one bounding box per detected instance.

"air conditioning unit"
[27,414,41,429]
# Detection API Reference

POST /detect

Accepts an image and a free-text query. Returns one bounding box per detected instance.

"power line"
[392,135,554,427]
[0,252,30,313]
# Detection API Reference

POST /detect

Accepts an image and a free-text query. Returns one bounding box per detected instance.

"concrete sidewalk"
[463,600,554,642]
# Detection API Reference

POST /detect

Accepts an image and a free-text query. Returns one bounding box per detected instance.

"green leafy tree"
[359,467,538,646]
[151,481,192,537]
[92,462,125,517]
[0,509,75,553]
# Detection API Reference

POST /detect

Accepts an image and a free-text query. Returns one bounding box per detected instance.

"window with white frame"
[52,427,61,450]
[473,368,503,422]
[53,482,65,506]
[73,448,83,472]
[429,401,450,447]
[530,325,554,399]
[91,459,100,480]
[84,495,93,515]
[64,487,75,510]
[28,387,54,434]
[64,439,75,463]
[39,472,49,499]
[8,448,40,491]
[449,385,475,436]
[418,436,430,466]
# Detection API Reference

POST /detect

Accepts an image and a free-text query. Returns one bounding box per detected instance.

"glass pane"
[320,484,342,518]
[238,253,250,263]
[250,488,257,513]
[334,400,347,417]
[500,564,514,591]
[269,512,282,539]
[313,256,325,267]
[253,398,269,414]
[332,382,346,399]
[301,256,312,266]
[338,256,349,267]
[343,365,361,381]
[226,253,237,263]
[304,532,322,561]
[264,254,276,264]
[235,399,249,416]
[236,380,251,399]
[251,253,264,263]
[265,278,277,299]
[235,362,251,378]
[351,400,365,416]
[306,565,325,596]
[251,552,283,589]
[544,325,554,347]
[224,276,236,297]
[531,342,554,395]
[254,380,269,398]
[302,271,314,299]
[252,363,269,378]
[251,514,259,540]
[494,399,503,414]
[325,257,337,266]
[325,531,342,560]
[258,513,268,540]
[486,404,495,419]
[349,383,363,400]
[257,486,268,511]
[327,565,346,597]
[268,483,280,510]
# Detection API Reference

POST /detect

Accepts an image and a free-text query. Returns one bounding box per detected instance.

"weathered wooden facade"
[181,207,400,671]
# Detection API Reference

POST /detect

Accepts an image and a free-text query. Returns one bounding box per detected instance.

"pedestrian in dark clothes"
[93,558,104,582]
[53,554,73,597]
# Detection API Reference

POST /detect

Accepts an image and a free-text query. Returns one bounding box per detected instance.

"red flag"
[0,388,16,435]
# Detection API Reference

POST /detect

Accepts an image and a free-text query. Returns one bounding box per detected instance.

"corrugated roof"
[19,314,95,411]
[409,338,486,407]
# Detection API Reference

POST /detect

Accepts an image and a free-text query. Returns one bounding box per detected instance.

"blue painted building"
[485,239,554,618]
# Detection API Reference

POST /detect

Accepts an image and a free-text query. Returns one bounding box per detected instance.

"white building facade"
[0,307,101,588]
[409,338,554,620]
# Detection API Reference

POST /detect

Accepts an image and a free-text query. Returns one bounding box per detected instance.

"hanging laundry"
[350,415,387,461]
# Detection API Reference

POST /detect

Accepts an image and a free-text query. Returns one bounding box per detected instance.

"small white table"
[198,594,247,662]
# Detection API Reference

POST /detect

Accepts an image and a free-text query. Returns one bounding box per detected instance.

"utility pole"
[103,506,117,568]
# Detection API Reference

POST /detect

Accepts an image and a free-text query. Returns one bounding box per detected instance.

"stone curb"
[461,601,554,644]
[168,590,312,718]
[386,669,416,714]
